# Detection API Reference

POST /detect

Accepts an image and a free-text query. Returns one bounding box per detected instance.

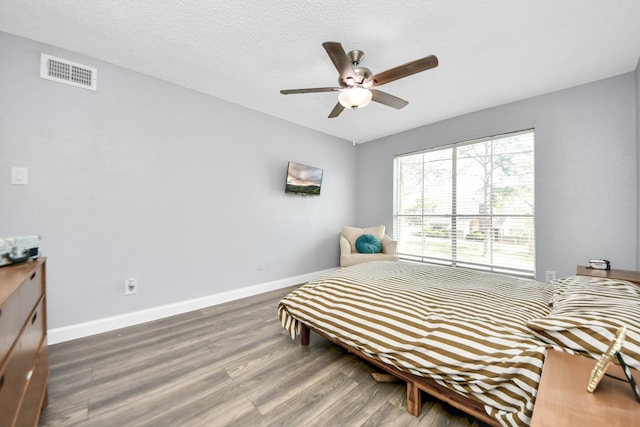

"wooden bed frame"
[300,323,500,426]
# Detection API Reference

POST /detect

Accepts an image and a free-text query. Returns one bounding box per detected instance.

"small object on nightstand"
[588,258,610,270]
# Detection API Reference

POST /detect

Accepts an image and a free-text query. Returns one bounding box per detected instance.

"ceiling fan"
[280,41,438,118]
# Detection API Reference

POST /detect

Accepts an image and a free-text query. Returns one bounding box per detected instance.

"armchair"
[340,225,399,267]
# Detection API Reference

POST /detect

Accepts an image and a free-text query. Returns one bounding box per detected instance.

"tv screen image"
[285,162,323,195]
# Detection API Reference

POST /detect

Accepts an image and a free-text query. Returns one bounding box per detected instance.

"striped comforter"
[278,261,554,427]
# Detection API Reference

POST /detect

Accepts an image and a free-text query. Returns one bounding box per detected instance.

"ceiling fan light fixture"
[338,87,372,109]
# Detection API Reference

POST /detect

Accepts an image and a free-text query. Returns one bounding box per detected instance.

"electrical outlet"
[125,278,137,295]
[545,271,556,282]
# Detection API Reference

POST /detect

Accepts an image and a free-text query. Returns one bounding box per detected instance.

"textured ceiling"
[1,0,639,143]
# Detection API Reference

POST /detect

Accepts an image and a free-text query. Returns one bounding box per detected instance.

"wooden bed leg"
[300,324,310,346]
[406,381,421,416]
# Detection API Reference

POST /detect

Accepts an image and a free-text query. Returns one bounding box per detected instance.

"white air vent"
[40,53,97,91]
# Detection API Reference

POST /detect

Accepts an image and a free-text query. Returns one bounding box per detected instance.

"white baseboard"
[48,268,335,345]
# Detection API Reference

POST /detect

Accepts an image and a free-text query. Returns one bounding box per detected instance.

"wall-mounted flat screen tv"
[285,161,323,195]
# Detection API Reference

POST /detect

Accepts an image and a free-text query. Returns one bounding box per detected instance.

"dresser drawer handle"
[0,374,4,391]
[32,311,38,324]
[31,272,36,280]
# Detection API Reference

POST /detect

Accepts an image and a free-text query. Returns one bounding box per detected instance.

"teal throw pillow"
[355,234,382,254]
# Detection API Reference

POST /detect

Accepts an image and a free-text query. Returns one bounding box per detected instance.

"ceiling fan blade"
[368,55,438,87]
[328,102,345,118]
[322,41,357,83]
[370,89,409,109]
[280,87,340,95]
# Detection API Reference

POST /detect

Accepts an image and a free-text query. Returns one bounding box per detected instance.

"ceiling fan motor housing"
[339,66,371,87]
[338,49,371,87]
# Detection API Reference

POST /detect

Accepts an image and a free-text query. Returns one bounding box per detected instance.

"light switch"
[11,167,28,185]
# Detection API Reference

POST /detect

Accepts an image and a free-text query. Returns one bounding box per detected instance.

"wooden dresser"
[0,258,48,427]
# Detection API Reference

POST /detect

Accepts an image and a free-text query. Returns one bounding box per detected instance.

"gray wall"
[2,30,638,330]
[356,73,638,281]
[637,58,640,267]
[0,32,357,329]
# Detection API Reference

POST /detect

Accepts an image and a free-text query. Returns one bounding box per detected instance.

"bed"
[277,261,640,427]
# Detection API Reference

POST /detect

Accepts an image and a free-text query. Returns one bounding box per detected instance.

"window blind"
[393,129,535,277]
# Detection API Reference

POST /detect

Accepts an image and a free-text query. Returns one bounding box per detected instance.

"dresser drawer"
[15,344,49,427]
[0,265,44,363]
[0,334,30,425]
[19,297,46,367]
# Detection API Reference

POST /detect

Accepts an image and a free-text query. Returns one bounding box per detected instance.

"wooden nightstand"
[576,265,640,285]
[530,350,640,427]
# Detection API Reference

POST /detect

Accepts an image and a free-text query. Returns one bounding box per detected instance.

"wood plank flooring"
[39,285,489,427]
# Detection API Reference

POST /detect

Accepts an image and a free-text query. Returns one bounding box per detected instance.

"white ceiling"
[1,1,639,143]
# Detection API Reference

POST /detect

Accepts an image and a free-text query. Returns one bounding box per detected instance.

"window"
[393,130,535,277]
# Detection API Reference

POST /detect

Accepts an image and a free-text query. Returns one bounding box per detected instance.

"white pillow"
[527,275,640,369]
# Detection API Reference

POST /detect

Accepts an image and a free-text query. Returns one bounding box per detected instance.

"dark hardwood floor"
[39,285,487,426]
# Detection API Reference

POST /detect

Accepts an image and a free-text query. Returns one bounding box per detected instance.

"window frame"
[393,129,535,278]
